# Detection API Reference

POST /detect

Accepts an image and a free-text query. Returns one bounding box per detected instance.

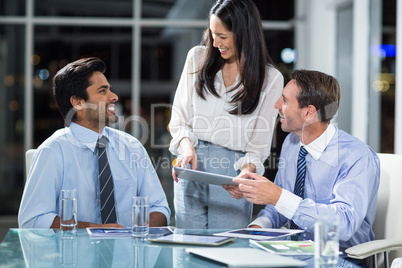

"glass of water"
[132,196,149,238]
[314,214,339,267]
[60,189,77,237]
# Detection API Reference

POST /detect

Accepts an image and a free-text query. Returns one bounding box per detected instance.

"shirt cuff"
[169,130,198,155]
[274,189,302,219]
[248,217,273,228]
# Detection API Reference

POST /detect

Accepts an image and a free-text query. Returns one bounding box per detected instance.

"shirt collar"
[69,123,115,152]
[300,124,336,160]
[216,70,240,91]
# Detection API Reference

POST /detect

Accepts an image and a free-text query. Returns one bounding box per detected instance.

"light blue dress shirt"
[18,123,171,228]
[253,126,380,249]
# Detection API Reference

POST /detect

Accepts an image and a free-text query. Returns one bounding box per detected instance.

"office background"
[0,0,399,239]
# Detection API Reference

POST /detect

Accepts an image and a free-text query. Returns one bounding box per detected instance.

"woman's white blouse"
[169,46,284,175]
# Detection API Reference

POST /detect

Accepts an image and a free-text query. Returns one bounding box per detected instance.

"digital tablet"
[174,167,237,185]
[186,248,307,267]
[147,234,236,246]
[214,228,303,240]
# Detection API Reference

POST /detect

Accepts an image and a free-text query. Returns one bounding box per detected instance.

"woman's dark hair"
[196,0,274,115]
[53,57,106,123]
[293,69,341,123]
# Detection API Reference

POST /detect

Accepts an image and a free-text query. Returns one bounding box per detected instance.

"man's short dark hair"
[292,69,341,123]
[53,57,106,123]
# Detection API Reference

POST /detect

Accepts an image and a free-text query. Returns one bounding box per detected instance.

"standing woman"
[169,0,283,229]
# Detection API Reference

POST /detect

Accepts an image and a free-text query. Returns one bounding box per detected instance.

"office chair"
[25,149,36,182]
[345,153,402,268]
[391,257,402,268]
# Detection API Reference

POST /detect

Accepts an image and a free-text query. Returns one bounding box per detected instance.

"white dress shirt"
[169,46,284,174]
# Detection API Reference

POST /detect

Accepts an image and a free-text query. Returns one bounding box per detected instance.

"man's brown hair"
[293,69,341,123]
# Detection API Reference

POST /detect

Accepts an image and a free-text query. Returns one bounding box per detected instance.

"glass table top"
[0,228,360,268]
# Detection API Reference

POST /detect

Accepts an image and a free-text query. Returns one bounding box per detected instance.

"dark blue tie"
[290,146,308,229]
[97,136,117,224]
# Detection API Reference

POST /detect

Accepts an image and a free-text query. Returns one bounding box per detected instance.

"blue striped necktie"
[290,146,308,229]
[97,136,117,224]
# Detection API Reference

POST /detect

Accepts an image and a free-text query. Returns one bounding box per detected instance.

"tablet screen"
[148,234,235,246]
[230,229,289,237]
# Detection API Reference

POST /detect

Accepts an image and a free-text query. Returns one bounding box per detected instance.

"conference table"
[0,228,360,267]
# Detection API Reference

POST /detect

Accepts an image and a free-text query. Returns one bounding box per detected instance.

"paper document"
[250,239,315,255]
[86,226,173,237]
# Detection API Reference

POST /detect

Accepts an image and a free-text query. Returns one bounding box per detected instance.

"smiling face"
[73,71,118,133]
[274,80,308,135]
[209,14,237,63]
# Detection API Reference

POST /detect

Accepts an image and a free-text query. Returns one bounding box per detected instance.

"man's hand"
[172,138,197,182]
[50,216,124,229]
[222,165,254,199]
[50,212,167,229]
[232,172,282,205]
[83,222,124,228]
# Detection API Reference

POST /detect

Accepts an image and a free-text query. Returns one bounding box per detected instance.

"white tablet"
[214,228,303,240]
[174,167,237,185]
[186,248,307,267]
[148,234,236,246]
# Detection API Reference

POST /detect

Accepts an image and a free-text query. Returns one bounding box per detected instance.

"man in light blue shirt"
[18,57,170,228]
[224,69,380,249]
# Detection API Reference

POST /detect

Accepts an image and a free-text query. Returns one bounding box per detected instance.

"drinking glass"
[314,214,339,267]
[132,196,149,238]
[60,189,77,238]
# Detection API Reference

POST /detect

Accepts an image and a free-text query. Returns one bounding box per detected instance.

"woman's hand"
[222,184,244,199]
[172,138,197,182]
[240,163,256,174]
